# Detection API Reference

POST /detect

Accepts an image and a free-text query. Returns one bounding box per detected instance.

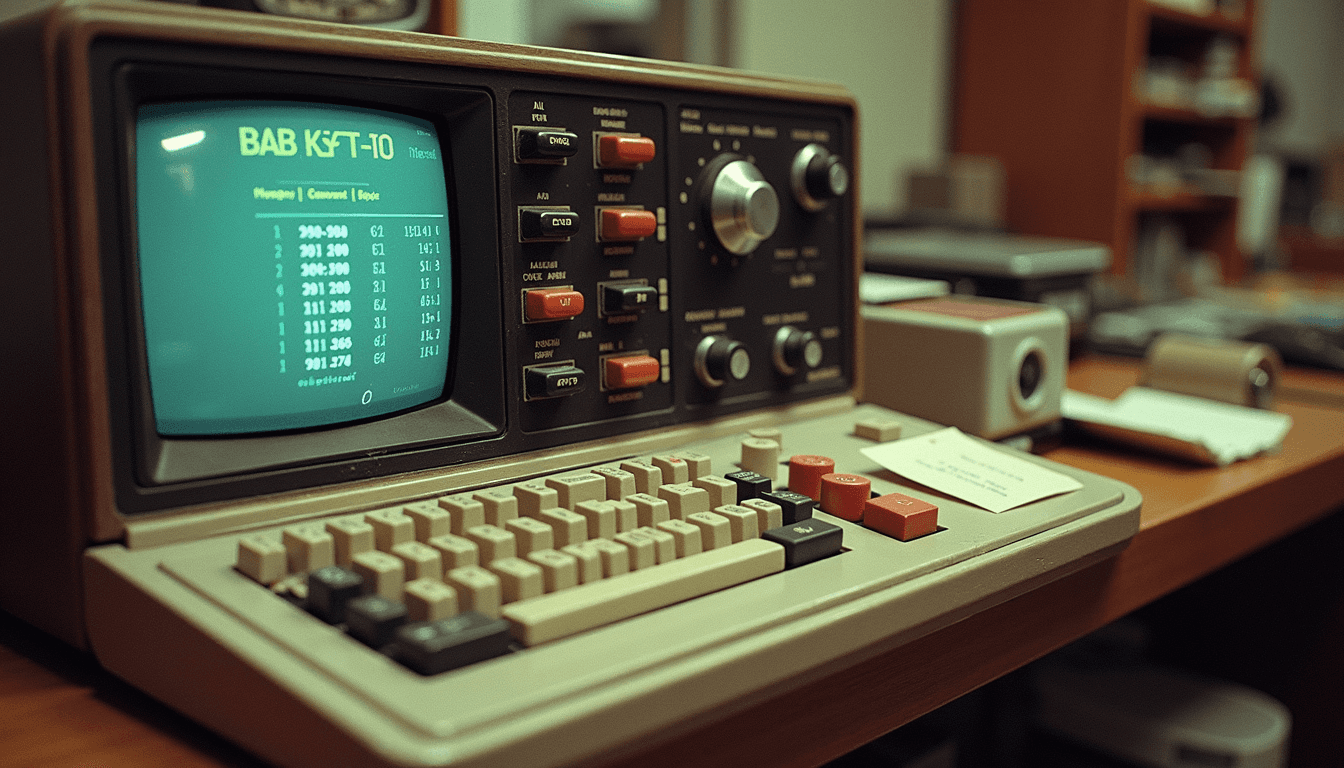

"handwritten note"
[860,427,1083,513]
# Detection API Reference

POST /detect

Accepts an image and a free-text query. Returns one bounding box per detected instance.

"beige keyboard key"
[619,459,663,494]
[365,508,415,552]
[489,557,545,603]
[506,517,554,556]
[656,519,703,558]
[427,533,479,571]
[447,565,502,618]
[739,436,781,483]
[613,530,657,571]
[351,550,405,602]
[574,500,619,540]
[325,516,375,565]
[611,499,639,532]
[711,505,760,543]
[591,466,637,500]
[686,512,732,550]
[651,454,690,484]
[513,481,559,518]
[692,475,737,509]
[403,501,452,541]
[628,493,670,527]
[527,549,580,593]
[473,488,519,527]
[237,535,287,585]
[633,525,677,564]
[672,450,712,480]
[403,578,458,622]
[464,525,516,564]
[590,538,631,577]
[438,494,486,535]
[535,507,588,548]
[560,542,605,584]
[502,539,786,645]
[546,473,606,509]
[281,524,335,573]
[657,484,710,519]
[741,498,783,533]
[392,541,443,581]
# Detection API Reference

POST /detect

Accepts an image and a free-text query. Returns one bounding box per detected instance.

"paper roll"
[1140,334,1282,409]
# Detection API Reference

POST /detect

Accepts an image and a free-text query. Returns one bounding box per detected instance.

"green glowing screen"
[136,101,452,435]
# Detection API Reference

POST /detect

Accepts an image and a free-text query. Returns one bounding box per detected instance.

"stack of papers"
[1062,387,1293,466]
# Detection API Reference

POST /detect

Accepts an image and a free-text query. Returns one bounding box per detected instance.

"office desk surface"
[3,357,1343,768]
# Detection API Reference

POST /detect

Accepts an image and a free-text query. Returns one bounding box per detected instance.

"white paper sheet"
[861,427,1084,513]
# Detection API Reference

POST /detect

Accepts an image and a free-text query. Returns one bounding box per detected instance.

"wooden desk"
[3,357,1343,768]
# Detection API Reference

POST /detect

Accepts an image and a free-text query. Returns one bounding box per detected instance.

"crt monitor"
[98,51,507,510]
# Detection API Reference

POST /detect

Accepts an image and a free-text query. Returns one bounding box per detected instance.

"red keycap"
[525,288,585,321]
[788,455,835,501]
[863,492,938,542]
[605,355,661,389]
[818,473,870,522]
[598,134,656,168]
[599,208,658,241]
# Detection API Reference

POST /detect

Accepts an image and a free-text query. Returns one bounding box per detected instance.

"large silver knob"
[706,157,779,255]
[791,143,849,212]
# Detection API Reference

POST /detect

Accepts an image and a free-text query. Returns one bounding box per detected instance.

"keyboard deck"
[84,403,1140,768]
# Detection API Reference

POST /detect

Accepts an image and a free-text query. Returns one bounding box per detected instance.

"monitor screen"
[135,101,452,435]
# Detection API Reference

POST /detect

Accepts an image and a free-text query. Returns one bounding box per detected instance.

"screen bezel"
[94,42,508,513]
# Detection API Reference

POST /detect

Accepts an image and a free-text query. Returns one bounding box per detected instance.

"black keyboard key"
[762,519,843,568]
[345,594,408,648]
[307,565,364,624]
[724,470,772,501]
[394,612,513,675]
[760,490,815,524]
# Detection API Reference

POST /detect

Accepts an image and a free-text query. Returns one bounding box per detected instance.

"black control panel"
[502,90,855,435]
[72,36,857,512]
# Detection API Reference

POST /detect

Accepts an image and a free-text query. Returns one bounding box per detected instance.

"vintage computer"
[0,2,1140,765]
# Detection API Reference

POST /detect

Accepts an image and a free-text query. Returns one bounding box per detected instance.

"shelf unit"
[952,0,1257,283]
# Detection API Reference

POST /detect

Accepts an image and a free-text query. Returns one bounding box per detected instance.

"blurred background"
[452,0,1344,369]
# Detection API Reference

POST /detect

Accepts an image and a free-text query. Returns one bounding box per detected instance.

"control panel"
[504,91,854,435]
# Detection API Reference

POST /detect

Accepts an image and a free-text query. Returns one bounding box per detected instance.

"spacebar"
[501,538,786,646]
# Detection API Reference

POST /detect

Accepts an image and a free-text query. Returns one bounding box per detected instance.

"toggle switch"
[525,288,585,321]
[597,134,656,168]
[604,355,660,389]
[516,127,580,161]
[602,283,659,314]
[519,208,580,241]
[599,208,658,241]
[525,364,586,399]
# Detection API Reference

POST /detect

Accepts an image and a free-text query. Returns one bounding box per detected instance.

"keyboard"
[84,401,1140,768]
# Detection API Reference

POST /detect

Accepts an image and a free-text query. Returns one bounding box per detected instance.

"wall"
[734,0,951,218]
[1258,0,1344,155]
[455,0,953,218]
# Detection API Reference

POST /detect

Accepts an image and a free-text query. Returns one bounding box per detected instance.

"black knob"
[790,143,849,211]
[694,335,751,388]
[773,326,822,376]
